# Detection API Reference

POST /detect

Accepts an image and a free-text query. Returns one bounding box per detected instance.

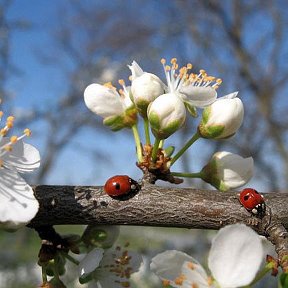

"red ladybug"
[239,188,265,215]
[104,175,140,200]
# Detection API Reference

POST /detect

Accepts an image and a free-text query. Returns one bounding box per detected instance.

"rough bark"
[29,185,288,232]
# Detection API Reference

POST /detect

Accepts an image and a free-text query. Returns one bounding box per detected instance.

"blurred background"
[1,0,287,287]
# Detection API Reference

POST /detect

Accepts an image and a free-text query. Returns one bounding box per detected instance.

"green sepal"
[79,272,94,285]
[280,272,288,288]
[185,102,198,118]
[164,146,175,157]
[198,123,225,139]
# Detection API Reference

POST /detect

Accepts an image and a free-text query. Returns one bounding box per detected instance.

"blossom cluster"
[84,58,253,190]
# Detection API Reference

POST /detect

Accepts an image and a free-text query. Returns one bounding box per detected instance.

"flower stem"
[132,124,143,163]
[62,252,80,265]
[159,139,164,148]
[143,117,151,145]
[152,137,161,162]
[170,131,201,166]
[171,171,203,178]
[42,266,48,284]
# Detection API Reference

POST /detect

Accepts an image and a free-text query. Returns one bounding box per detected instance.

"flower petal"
[84,84,124,118]
[150,250,207,286]
[78,248,104,278]
[0,167,39,229]
[1,139,40,173]
[128,60,144,80]
[94,246,142,287]
[179,86,217,108]
[208,224,263,288]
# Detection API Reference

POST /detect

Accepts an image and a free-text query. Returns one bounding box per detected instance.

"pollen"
[118,79,126,86]
[162,279,171,287]
[24,128,32,137]
[161,58,166,65]
[103,82,115,89]
[0,111,3,118]
[10,135,18,143]
[187,261,195,270]
[174,273,186,285]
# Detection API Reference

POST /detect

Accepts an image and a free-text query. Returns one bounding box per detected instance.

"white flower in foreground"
[84,81,137,131]
[79,244,143,287]
[0,113,40,229]
[147,58,221,139]
[129,61,165,116]
[201,151,254,192]
[198,92,244,139]
[150,224,264,288]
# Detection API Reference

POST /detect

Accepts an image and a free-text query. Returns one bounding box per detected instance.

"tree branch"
[29,185,288,232]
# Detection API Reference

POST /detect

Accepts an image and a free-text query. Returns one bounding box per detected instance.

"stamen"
[160,58,166,65]
[24,128,31,137]
[118,79,125,87]
[103,82,115,89]
[10,135,18,143]
[162,279,171,287]
[0,111,3,118]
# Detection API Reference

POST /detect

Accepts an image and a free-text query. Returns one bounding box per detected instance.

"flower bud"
[84,83,137,130]
[198,92,244,139]
[201,151,254,191]
[131,72,165,116]
[148,93,186,139]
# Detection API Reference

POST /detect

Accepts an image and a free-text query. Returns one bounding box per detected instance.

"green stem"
[170,131,201,166]
[171,171,203,178]
[62,252,80,265]
[143,117,151,145]
[159,139,164,148]
[132,124,143,163]
[152,138,161,162]
[42,266,48,284]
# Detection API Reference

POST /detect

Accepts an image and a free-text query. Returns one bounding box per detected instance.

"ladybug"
[239,188,265,216]
[104,175,140,200]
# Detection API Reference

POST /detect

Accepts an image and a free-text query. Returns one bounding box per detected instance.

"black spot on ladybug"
[115,183,121,190]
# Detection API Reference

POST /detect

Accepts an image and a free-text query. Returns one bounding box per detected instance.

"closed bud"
[201,151,254,191]
[198,92,244,139]
[148,93,186,139]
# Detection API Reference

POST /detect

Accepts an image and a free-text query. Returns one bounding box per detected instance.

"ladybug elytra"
[104,175,140,200]
[239,188,265,216]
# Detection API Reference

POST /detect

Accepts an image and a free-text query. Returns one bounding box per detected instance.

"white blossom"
[0,113,40,229]
[150,224,264,288]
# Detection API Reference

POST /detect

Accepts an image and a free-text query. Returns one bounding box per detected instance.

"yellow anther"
[160,58,166,65]
[103,82,115,89]
[187,261,195,270]
[170,58,177,64]
[10,135,18,143]
[4,144,12,152]
[206,76,216,82]
[0,111,3,118]
[162,279,170,287]
[128,75,132,81]
[6,121,14,128]
[216,78,222,84]
[207,276,213,285]
[173,63,179,70]
[24,128,31,137]
[118,88,124,95]
[0,128,7,136]
[165,65,171,71]
[187,63,193,70]
[118,79,125,86]
[200,69,206,75]
[7,116,15,122]
[174,273,186,285]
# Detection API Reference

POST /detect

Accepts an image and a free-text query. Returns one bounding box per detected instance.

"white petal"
[95,246,142,287]
[128,60,144,80]
[216,152,254,188]
[84,84,124,118]
[208,224,263,288]
[78,248,104,278]
[218,91,239,100]
[179,86,217,108]
[1,139,40,173]
[0,168,39,229]
[150,250,200,282]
